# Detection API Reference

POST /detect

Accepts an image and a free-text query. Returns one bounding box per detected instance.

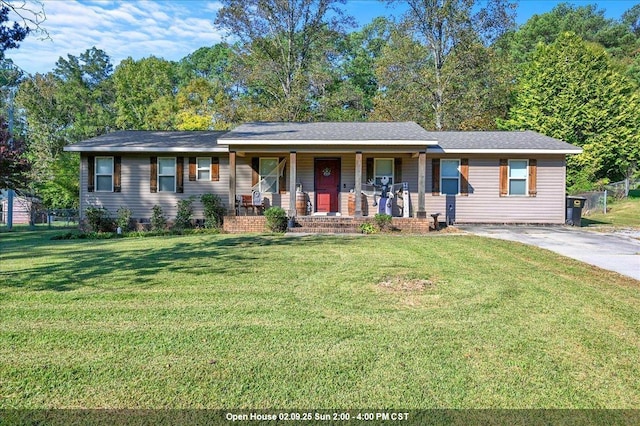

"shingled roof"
[65,130,228,152]
[425,130,582,153]
[218,121,437,145]
[64,125,581,154]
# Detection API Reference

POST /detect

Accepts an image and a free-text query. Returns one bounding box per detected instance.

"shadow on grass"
[0,233,352,292]
[581,218,611,226]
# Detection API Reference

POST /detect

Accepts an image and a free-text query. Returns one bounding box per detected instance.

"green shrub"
[200,193,225,230]
[85,206,114,232]
[359,222,377,234]
[264,206,288,233]
[151,205,167,231]
[116,207,132,231]
[374,213,393,231]
[174,197,195,230]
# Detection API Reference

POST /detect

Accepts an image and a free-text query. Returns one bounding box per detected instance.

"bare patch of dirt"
[378,275,435,292]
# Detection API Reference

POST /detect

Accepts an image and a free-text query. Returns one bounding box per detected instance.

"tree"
[0,2,29,59]
[500,33,640,191]
[177,43,235,87]
[175,78,234,130]
[53,47,115,139]
[383,0,516,130]
[16,73,66,164]
[622,4,640,85]
[112,56,178,130]
[370,29,434,126]
[442,42,514,129]
[623,4,640,37]
[215,0,354,121]
[504,3,639,63]
[318,17,391,121]
[0,116,29,189]
[16,48,115,207]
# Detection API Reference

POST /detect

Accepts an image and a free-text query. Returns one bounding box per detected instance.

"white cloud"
[5,0,226,75]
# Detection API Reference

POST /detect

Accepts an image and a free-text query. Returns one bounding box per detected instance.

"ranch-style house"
[64,121,582,233]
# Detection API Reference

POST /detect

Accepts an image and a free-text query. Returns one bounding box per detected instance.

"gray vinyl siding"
[80,154,230,220]
[80,152,568,224]
[425,155,567,224]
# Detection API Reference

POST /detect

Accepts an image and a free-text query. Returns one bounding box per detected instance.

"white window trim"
[158,157,177,193]
[440,159,460,196]
[259,157,279,194]
[374,158,394,186]
[196,157,210,181]
[95,156,114,192]
[508,159,529,196]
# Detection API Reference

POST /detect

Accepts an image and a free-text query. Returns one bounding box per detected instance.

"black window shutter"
[431,159,440,195]
[394,157,402,184]
[366,158,374,184]
[251,157,259,188]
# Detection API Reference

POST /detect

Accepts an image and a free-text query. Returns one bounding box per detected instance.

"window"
[95,156,113,192]
[374,158,394,186]
[440,159,460,195]
[158,157,176,192]
[259,158,279,193]
[196,157,210,181]
[508,160,528,195]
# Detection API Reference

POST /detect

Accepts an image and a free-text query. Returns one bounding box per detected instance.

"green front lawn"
[0,231,639,409]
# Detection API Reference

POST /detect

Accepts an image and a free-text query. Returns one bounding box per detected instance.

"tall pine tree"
[500,32,640,191]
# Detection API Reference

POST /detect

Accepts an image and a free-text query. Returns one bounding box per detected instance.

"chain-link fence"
[1,208,79,229]
[571,191,607,215]
[604,178,640,199]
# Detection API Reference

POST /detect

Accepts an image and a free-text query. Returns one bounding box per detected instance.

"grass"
[583,189,640,228]
[0,231,639,410]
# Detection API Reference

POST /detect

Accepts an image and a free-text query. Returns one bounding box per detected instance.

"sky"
[5,0,638,76]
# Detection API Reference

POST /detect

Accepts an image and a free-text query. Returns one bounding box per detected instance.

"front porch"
[217,122,438,231]
[225,150,430,219]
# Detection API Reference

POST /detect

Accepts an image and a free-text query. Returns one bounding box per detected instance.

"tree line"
[1,0,639,209]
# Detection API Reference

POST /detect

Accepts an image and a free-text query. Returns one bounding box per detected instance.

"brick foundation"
[389,218,432,233]
[223,216,267,233]
[223,215,433,234]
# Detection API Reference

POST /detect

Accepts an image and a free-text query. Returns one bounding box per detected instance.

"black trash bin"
[566,196,586,226]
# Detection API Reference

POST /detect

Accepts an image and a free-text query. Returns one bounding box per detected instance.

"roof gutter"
[427,148,583,155]
[63,146,229,153]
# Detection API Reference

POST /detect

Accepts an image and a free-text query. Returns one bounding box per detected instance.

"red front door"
[315,159,340,213]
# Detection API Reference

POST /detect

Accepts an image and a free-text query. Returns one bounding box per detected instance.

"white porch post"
[417,151,427,218]
[354,151,363,217]
[289,151,297,217]
[228,151,237,216]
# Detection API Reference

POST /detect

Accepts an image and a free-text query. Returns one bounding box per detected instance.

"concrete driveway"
[458,225,640,281]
